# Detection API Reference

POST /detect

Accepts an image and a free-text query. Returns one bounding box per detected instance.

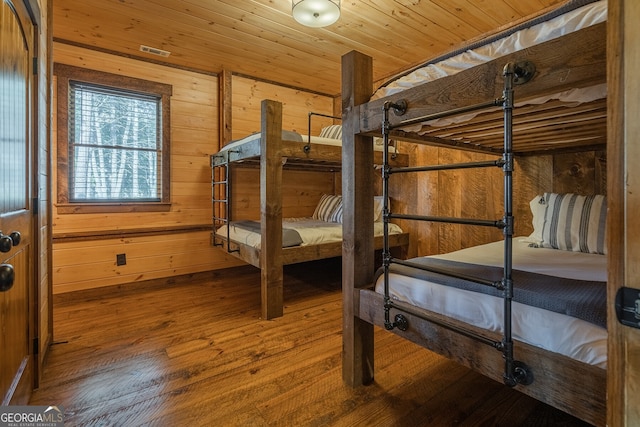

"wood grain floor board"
[31,259,592,426]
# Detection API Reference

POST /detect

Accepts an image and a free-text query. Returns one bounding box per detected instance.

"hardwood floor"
[31,258,592,426]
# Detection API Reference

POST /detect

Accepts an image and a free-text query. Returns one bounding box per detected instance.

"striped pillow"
[312,194,342,222]
[540,192,607,254]
[329,202,343,223]
[319,125,342,140]
[328,197,384,224]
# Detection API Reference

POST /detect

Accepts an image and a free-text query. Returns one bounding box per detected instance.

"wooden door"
[0,0,35,405]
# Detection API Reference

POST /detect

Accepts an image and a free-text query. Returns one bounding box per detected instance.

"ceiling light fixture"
[292,0,340,28]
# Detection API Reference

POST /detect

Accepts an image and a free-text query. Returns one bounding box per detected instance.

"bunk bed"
[210,101,409,319]
[341,0,607,425]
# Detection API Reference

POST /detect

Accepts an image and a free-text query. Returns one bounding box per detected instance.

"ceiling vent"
[139,45,171,57]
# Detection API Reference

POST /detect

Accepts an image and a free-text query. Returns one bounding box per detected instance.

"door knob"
[0,231,20,252]
[9,231,21,246]
[0,264,14,292]
[0,235,11,253]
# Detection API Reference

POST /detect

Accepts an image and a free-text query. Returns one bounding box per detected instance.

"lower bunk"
[215,218,408,267]
[351,238,606,426]
[214,202,409,319]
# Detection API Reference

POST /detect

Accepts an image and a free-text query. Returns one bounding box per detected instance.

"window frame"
[55,63,172,213]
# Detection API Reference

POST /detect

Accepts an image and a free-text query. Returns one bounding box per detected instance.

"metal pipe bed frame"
[378,61,535,388]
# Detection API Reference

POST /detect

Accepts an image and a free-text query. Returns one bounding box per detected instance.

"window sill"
[56,202,172,214]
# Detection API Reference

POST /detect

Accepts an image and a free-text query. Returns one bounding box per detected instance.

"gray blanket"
[231,220,303,248]
[379,257,606,328]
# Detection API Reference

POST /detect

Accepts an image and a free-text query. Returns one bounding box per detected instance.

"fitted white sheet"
[219,130,390,153]
[372,0,607,129]
[217,218,403,249]
[375,238,607,368]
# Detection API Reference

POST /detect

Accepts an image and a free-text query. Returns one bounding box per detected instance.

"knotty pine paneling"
[52,44,339,294]
[52,0,566,96]
[552,151,607,195]
[228,74,341,222]
[53,43,218,231]
[229,167,337,220]
[53,231,245,294]
[51,43,229,294]
[392,140,606,258]
[231,75,335,140]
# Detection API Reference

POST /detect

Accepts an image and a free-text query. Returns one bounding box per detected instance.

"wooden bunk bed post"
[341,50,376,386]
[260,99,284,320]
[607,0,640,425]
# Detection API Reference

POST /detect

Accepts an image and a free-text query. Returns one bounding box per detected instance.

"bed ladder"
[379,61,535,388]
[210,152,238,253]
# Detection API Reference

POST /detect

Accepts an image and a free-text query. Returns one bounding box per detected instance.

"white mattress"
[219,130,389,153]
[375,238,607,368]
[217,218,403,249]
[372,0,607,129]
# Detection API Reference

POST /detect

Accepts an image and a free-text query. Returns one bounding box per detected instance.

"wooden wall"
[228,75,340,220]
[51,43,243,294]
[37,0,53,367]
[391,141,606,258]
[51,49,338,294]
[229,168,338,220]
[231,75,336,139]
[49,44,606,293]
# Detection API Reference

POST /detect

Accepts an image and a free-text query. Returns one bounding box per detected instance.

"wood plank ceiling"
[53,0,566,96]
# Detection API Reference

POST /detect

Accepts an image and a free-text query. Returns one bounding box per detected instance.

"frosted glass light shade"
[292,0,340,28]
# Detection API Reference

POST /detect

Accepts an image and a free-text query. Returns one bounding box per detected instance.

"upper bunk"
[211,120,409,171]
[353,0,606,156]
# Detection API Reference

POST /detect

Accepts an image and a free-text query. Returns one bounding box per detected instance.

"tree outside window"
[55,64,172,213]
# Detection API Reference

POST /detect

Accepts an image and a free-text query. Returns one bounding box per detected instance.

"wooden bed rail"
[357,23,606,152]
[358,289,606,426]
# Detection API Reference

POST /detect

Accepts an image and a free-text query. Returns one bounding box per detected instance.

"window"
[55,64,172,213]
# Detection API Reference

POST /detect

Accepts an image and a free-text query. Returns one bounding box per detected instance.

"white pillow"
[319,125,342,140]
[523,195,546,245]
[374,196,384,222]
[312,194,342,222]
[540,192,607,254]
